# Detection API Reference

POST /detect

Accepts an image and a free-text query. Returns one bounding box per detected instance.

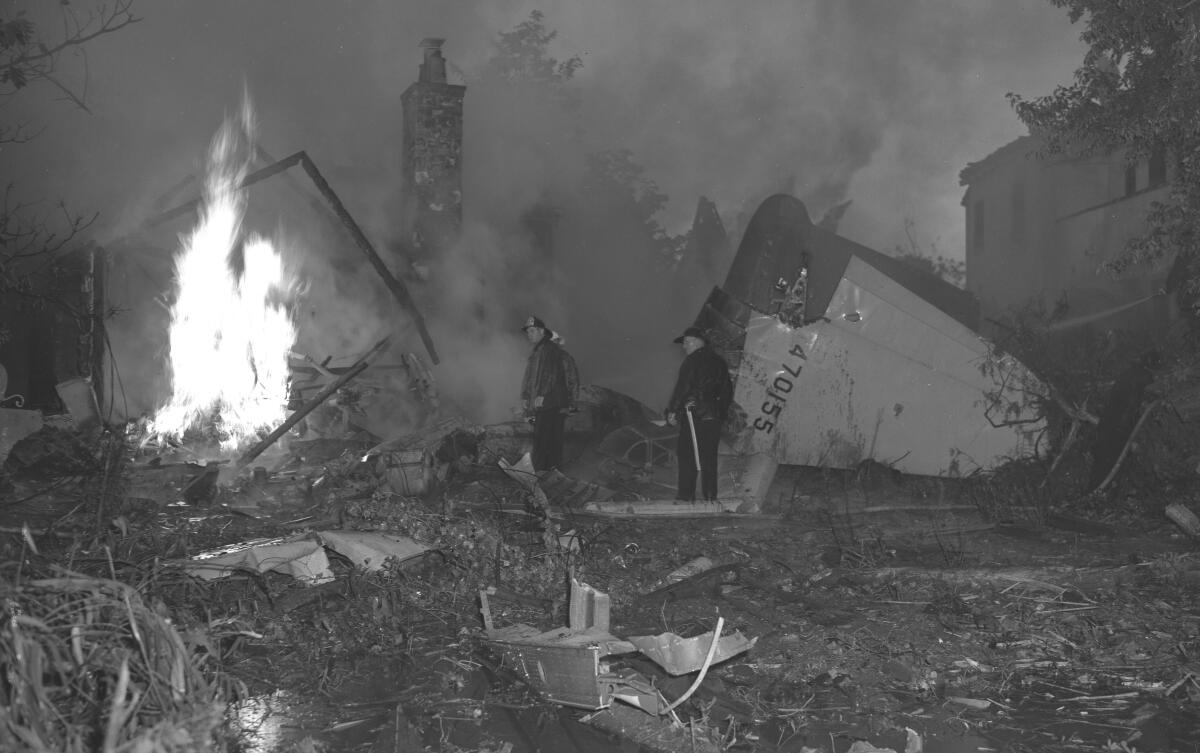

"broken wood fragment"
[1092,399,1162,495]
[638,563,740,602]
[236,360,368,468]
[578,498,754,518]
[1166,502,1200,539]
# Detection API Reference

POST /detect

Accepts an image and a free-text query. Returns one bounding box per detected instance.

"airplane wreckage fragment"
[696,194,1043,487]
[183,530,430,583]
[481,579,754,714]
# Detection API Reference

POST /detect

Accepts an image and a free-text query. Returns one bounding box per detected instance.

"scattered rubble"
[184,530,429,583]
[3,370,1200,752]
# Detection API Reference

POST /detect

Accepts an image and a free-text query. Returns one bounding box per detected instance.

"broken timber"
[236,360,368,468]
[577,498,756,517]
[145,151,439,365]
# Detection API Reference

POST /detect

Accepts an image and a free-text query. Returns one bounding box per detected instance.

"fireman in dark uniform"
[520,315,579,472]
[665,326,732,501]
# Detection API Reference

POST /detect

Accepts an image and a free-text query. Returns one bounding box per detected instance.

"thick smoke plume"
[2,1,1085,430]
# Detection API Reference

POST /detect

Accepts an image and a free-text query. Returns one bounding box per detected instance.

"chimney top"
[417,38,448,84]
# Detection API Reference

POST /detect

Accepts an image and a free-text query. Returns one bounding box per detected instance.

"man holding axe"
[665,326,733,502]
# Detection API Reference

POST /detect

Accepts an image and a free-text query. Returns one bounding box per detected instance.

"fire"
[149,103,298,451]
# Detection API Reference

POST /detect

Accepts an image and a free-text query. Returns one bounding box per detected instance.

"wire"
[2,475,81,507]
[100,315,130,424]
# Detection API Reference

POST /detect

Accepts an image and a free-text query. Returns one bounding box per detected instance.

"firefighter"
[520,315,579,473]
[665,326,732,501]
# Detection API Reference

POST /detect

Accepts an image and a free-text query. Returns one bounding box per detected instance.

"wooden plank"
[578,498,757,518]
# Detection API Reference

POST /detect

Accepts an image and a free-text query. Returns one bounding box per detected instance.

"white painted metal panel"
[733,257,1043,476]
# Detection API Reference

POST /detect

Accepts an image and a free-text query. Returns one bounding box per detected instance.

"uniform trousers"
[676,415,720,501]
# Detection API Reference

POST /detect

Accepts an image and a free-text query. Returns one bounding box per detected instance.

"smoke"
[2,0,1085,427]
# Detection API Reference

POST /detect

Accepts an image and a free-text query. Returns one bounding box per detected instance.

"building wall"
[963,136,1173,331]
[0,247,101,410]
[1054,187,1163,310]
[964,137,1049,318]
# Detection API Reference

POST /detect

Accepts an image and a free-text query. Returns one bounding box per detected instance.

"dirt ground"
[4,424,1200,753]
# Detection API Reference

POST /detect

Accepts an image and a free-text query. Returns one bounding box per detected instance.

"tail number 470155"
[752,342,807,434]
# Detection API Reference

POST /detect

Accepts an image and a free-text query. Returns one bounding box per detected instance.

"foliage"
[0,186,97,298]
[487,10,582,87]
[892,218,965,287]
[895,251,965,288]
[1,1,138,124]
[1007,1,1200,288]
[482,10,683,269]
[0,571,235,753]
[971,295,1174,499]
[1,1,139,345]
[584,148,677,255]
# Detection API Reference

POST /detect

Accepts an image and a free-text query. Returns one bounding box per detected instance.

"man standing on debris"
[666,326,733,502]
[521,315,580,473]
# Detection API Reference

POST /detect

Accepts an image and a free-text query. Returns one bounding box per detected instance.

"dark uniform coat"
[521,338,579,411]
[666,346,732,422]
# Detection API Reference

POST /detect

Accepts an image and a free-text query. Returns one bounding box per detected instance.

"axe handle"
[685,405,702,474]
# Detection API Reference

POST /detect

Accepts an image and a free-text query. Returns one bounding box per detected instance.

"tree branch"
[1,1,139,109]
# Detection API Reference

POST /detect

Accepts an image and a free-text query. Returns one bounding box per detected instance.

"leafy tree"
[1007,1,1198,282]
[584,148,674,252]
[488,10,582,86]
[481,11,678,265]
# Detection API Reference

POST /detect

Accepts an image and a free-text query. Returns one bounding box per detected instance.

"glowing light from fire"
[150,102,298,450]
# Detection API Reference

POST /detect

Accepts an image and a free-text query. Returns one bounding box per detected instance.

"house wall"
[964,138,1049,318]
[1054,187,1164,311]
[964,136,1173,334]
[0,247,101,410]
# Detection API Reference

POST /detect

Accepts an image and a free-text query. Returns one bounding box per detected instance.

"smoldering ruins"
[5,6,1200,753]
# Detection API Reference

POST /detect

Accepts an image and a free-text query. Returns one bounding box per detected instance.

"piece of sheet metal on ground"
[486,625,638,710]
[186,537,334,584]
[628,630,756,676]
[316,531,429,572]
[185,531,428,584]
[734,257,1042,476]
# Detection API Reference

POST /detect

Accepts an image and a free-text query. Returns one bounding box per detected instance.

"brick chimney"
[401,38,465,271]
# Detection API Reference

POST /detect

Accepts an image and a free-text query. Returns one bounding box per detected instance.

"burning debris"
[7,312,1200,753]
[147,99,299,452]
[8,56,1200,753]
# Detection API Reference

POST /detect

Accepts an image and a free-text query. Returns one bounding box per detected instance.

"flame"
[150,102,298,451]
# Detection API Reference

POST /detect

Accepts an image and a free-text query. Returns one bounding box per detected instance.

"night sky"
[3,0,1087,423]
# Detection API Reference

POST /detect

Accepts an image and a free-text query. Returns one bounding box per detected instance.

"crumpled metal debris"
[184,530,430,584]
[481,578,755,714]
[627,629,757,676]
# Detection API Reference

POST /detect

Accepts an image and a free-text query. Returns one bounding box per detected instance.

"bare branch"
[1,1,140,109]
[6,1,139,66]
[0,184,96,291]
[36,69,92,113]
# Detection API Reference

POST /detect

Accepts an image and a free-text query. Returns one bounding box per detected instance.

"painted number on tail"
[753,342,806,434]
